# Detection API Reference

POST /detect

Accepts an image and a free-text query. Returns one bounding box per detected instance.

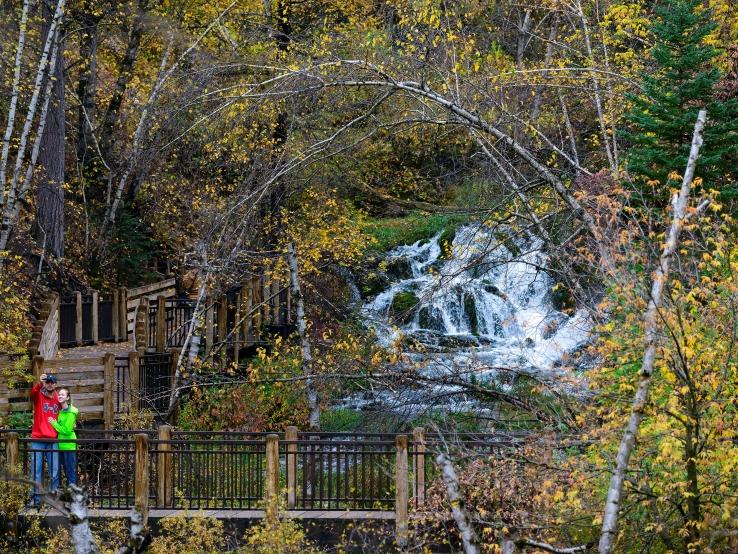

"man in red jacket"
[29,372,60,506]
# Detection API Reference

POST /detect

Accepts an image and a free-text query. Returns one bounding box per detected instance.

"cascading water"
[345,224,591,413]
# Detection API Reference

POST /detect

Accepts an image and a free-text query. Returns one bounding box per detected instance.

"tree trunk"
[684,422,701,548]
[287,242,320,431]
[98,0,147,164]
[436,452,480,554]
[0,0,65,265]
[65,485,101,554]
[76,7,100,173]
[36,0,66,259]
[598,110,709,554]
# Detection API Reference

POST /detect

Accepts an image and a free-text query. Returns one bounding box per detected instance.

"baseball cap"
[44,374,57,383]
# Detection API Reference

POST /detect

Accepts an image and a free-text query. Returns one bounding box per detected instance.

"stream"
[343,224,592,416]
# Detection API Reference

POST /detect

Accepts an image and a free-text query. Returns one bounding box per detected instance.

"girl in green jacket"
[48,388,79,486]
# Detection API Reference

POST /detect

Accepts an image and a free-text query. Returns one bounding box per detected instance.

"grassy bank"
[365,211,467,251]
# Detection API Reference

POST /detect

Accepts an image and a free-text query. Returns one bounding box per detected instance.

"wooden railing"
[0,428,513,543]
[0,350,178,427]
[145,275,293,359]
[0,355,116,427]
[49,273,292,359]
[29,293,60,358]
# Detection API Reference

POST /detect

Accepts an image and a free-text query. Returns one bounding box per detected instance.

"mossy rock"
[482,281,508,302]
[390,291,419,323]
[360,271,391,298]
[385,256,413,280]
[463,293,479,335]
[418,306,444,331]
[551,282,575,314]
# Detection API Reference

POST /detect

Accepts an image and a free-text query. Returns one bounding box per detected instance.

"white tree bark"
[436,452,480,554]
[117,505,148,554]
[0,0,65,262]
[0,0,30,199]
[576,0,616,172]
[101,1,238,236]
[287,242,320,431]
[166,262,209,421]
[598,110,709,554]
[66,485,101,554]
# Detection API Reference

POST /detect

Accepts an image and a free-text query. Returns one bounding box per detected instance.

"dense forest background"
[1,0,738,552]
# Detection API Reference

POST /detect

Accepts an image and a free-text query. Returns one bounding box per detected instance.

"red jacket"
[30,383,59,439]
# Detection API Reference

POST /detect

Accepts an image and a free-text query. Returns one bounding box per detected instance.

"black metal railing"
[139,352,171,413]
[59,293,77,347]
[0,429,515,512]
[114,355,130,414]
[17,436,136,509]
[98,295,115,342]
[165,300,196,348]
[81,294,94,344]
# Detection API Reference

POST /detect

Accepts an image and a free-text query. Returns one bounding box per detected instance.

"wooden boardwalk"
[22,508,406,521]
[2,428,511,545]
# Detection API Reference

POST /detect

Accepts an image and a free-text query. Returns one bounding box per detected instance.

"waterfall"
[362,224,591,384]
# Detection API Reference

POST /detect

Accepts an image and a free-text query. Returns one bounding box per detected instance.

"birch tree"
[0,0,66,267]
[598,110,709,554]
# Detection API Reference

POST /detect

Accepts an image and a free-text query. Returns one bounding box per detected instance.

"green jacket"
[51,405,79,450]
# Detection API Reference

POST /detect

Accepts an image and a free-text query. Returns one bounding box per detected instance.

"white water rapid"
[346,224,592,413]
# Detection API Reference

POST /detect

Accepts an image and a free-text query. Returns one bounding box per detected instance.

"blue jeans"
[59,450,77,486]
[30,441,59,504]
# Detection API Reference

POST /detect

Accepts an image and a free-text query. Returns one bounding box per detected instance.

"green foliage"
[624,0,738,201]
[412,411,482,433]
[389,291,418,324]
[109,206,161,287]
[320,408,363,431]
[179,380,308,432]
[0,269,30,355]
[0,411,32,429]
[365,212,465,251]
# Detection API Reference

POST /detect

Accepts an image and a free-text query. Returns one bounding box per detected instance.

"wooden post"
[285,426,298,509]
[395,434,409,547]
[156,295,166,352]
[205,296,214,356]
[271,278,280,324]
[233,291,241,364]
[5,432,18,475]
[157,425,173,507]
[91,291,99,344]
[134,297,148,351]
[112,289,120,341]
[265,433,280,522]
[75,291,83,345]
[253,277,262,341]
[169,349,180,389]
[134,433,149,525]
[119,287,128,341]
[262,268,271,325]
[216,297,227,344]
[285,268,292,324]
[31,356,44,381]
[129,351,140,413]
[103,353,115,429]
[413,427,426,508]
[240,282,251,344]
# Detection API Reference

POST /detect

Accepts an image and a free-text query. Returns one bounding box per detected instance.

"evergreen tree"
[624,0,738,202]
